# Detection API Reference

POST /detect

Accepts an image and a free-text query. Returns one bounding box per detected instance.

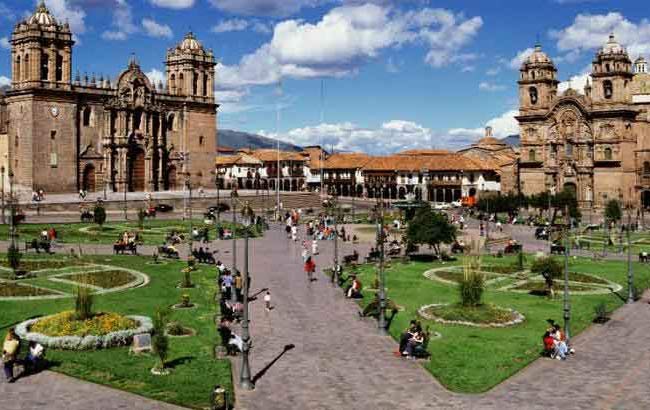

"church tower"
[518,44,558,113]
[165,32,216,101]
[10,1,74,90]
[590,34,633,104]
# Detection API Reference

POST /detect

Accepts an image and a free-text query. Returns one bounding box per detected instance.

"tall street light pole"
[123,170,128,220]
[239,202,255,390]
[563,205,571,343]
[627,203,634,304]
[1,166,5,224]
[377,197,387,335]
[231,187,238,304]
[186,175,193,255]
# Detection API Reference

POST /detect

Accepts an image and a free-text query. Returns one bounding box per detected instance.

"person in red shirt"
[304,256,316,281]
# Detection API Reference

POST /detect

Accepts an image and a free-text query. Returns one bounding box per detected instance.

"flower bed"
[418,303,524,328]
[567,272,610,285]
[15,313,153,350]
[31,311,136,337]
[0,282,57,297]
[64,270,136,289]
[0,259,86,272]
[434,270,501,284]
[481,265,522,275]
[510,281,598,293]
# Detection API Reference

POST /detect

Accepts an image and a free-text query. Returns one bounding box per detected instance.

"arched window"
[16,56,21,83]
[192,71,198,95]
[41,52,49,81]
[604,147,613,160]
[178,73,184,95]
[167,113,175,131]
[55,53,63,82]
[644,161,650,175]
[202,73,208,96]
[604,80,613,99]
[531,71,536,80]
[529,87,538,105]
[83,107,91,127]
[170,74,176,94]
[199,135,204,146]
[606,63,611,72]
[24,54,29,81]
[529,149,536,161]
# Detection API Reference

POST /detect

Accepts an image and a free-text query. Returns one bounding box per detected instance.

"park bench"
[504,243,522,254]
[113,242,137,255]
[550,244,566,255]
[80,210,94,222]
[158,245,180,259]
[343,252,359,265]
[25,239,52,254]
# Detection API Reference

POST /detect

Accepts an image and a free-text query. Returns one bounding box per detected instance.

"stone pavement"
[2,223,650,409]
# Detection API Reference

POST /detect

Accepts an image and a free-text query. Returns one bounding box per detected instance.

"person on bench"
[399,320,421,355]
[404,330,425,359]
[346,276,362,299]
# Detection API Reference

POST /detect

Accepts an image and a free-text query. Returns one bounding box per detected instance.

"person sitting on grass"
[24,341,44,374]
[552,324,570,360]
[399,320,421,355]
[404,330,425,359]
[346,276,363,299]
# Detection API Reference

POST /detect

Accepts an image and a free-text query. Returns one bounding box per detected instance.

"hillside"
[218,129,302,151]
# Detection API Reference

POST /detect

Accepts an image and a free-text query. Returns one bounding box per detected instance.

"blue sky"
[1,0,649,153]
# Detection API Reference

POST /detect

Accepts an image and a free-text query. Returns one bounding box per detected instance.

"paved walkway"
[2,224,650,409]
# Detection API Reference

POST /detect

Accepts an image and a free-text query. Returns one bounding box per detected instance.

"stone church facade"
[517,35,650,208]
[0,2,217,194]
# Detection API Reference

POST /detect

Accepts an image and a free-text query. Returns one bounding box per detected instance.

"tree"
[152,306,170,371]
[406,206,456,256]
[530,257,563,297]
[605,199,622,224]
[93,204,107,230]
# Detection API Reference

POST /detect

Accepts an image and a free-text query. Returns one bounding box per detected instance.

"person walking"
[264,291,272,312]
[3,328,20,383]
[304,256,316,282]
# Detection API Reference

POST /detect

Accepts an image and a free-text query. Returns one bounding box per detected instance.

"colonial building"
[0,1,217,194]
[516,35,650,208]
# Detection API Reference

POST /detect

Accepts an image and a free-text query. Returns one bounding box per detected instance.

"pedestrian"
[264,291,272,311]
[2,328,20,383]
[291,225,298,242]
[304,256,316,281]
[312,240,319,255]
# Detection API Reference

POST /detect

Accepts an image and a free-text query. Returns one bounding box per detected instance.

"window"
[41,53,49,81]
[192,72,198,95]
[199,136,204,146]
[179,73,184,94]
[50,131,57,167]
[55,53,63,82]
[202,73,208,97]
[604,147,613,160]
[529,87,538,105]
[167,113,174,131]
[565,142,573,157]
[606,64,611,72]
[529,149,536,161]
[531,71,536,80]
[644,161,650,175]
[604,80,613,99]
[170,74,176,94]
[50,130,56,140]
[83,107,91,127]
[16,56,20,83]
[24,55,29,81]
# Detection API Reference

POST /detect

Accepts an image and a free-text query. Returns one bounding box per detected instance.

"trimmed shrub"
[458,256,485,307]
[74,285,94,321]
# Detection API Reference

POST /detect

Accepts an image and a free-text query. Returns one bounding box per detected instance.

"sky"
[1,0,650,154]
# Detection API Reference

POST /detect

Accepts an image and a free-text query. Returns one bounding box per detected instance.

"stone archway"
[82,164,96,192]
[129,148,146,192]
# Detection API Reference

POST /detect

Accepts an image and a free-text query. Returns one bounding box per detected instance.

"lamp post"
[8,170,17,277]
[377,196,387,335]
[239,201,255,390]
[215,172,221,225]
[230,186,238,304]
[626,202,635,304]
[123,171,128,220]
[563,205,571,343]
[328,186,340,285]
[603,193,608,257]
[1,166,5,225]
[186,175,193,255]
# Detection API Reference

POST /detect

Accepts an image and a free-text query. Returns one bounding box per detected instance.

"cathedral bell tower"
[165,32,216,101]
[590,34,633,104]
[518,44,558,113]
[10,0,74,90]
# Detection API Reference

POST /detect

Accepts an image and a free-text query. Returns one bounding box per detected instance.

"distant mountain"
[501,134,520,147]
[218,129,302,151]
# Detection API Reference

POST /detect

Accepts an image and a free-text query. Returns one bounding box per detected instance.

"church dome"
[28,1,58,27]
[600,34,625,55]
[524,44,552,66]
[179,32,203,51]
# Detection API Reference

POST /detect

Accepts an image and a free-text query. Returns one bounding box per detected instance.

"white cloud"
[219,4,483,89]
[102,0,137,41]
[142,18,173,38]
[145,68,165,86]
[479,82,506,92]
[212,19,271,34]
[0,37,9,50]
[558,72,590,94]
[0,75,10,87]
[148,0,195,9]
[550,12,650,59]
[447,109,520,147]
[509,47,534,70]
[0,2,15,21]
[486,67,500,76]
[45,0,86,34]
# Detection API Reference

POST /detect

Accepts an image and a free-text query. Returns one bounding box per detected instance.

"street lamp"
[230,186,238,305]
[239,201,255,390]
[626,201,635,304]
[376,196,387,335]
[186,176,193,255]
[563,205,571,343]
[328,186,340,285]
[1,165,5,224]
[123,170,128,220]
[215,172,221,225]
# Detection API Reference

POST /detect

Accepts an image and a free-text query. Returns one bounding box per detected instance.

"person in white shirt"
[312,240,319,255]
[264,291,272,311]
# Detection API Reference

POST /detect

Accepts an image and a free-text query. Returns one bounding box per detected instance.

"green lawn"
[0,254,232,409]
[1,218,259,245]
[350,254,649,393]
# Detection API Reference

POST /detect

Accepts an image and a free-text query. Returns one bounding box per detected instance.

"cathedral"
[517,34,650,209]
[0,1,217,194]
